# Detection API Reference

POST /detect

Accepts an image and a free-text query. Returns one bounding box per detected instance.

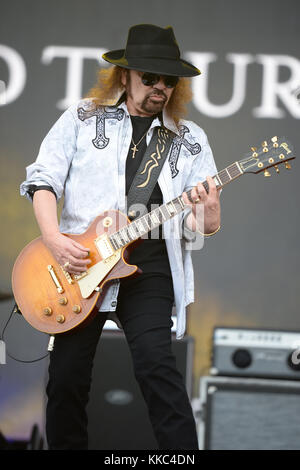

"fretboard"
[109,161,243,250]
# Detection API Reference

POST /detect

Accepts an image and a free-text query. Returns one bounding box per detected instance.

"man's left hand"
[182,176,221,234]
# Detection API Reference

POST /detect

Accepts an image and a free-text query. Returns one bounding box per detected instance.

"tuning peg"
[262,141,268,152]
[274,165,280,174]
[264,170,271,177]
[251,147,258,157]
[285,162,291,170]
[271,136,279,148]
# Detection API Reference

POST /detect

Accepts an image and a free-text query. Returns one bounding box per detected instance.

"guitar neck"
[109,161,243,250]
[201,161,243,192]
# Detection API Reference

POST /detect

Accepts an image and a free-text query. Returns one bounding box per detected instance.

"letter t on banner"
[41,46,107,110]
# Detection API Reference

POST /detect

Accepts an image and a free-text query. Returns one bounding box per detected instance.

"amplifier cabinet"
[211,327,300,380]
[197,376,300,450]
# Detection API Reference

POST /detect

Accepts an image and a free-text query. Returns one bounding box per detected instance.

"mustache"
[147,89,167,100]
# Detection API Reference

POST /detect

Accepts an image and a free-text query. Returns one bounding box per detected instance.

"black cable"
[0,302,49,363]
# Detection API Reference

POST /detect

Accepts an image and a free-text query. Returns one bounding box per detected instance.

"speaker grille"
[199,377,300,450]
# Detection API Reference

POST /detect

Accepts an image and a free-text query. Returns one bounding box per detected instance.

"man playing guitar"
[20,24,221,449]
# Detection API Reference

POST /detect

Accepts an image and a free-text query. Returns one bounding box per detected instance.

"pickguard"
[77,249,122,298]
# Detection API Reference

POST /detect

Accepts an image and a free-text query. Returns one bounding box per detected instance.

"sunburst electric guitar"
[12,136,295,335]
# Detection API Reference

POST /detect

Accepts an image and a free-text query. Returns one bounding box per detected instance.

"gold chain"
[131,131,148,158]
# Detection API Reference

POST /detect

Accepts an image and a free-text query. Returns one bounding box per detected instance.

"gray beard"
[140,95,167,114]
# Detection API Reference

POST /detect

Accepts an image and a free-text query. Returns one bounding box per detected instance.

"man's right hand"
[43,232,91,275]
[32,190,91,275]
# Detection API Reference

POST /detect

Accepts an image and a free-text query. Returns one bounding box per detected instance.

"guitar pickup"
[94,234,115,260]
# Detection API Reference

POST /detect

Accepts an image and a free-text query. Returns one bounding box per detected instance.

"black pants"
[46,273,199,450]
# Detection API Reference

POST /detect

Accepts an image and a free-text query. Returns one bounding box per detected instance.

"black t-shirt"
[125,115,171,277]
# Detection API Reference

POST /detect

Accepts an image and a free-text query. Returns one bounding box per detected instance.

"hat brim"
[102,49,201,77]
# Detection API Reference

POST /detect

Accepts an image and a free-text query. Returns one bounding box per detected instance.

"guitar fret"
[227,163,240,178]
[142,214,151,229]
[218,163,243,184]
[166,201,177,216]
[144,213,152,229]
[214,175,222,188]
[164,204,172,217]
[234,162,242,175]
[143,216,151,230]
[159,207,166,220]
[150,212,159,225]
[155,208,163,223]
[236,161,244,174]
[173,198,183,212]
[128,225,137,240]
[136,219,147,235]
[116,235,123,249]
[110,236,119,250]
[115,233,123,247]
[132,221,141,237]
[160,205,170,220]
[177,196,185,209]
[125,227,132,242]
[218,169,230,185]
[170,200,177,214]
[225,168,231,179]
[120,227,130,244]
[147,215,154,229]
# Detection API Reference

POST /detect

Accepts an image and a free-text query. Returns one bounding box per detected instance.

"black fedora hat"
[102,24,201,77]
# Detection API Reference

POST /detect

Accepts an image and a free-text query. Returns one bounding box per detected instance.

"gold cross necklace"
[131,131,148,158]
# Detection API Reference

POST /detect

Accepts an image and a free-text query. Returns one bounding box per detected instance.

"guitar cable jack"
[47,335,55,352]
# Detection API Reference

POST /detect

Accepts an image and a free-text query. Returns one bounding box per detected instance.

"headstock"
[239,136,295,176]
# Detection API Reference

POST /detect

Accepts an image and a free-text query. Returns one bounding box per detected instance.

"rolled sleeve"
[182,126,218,240]
[20,106,78,202]
[184,128,217,192]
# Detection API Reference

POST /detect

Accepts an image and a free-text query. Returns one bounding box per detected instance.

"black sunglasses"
[141,72,179,89]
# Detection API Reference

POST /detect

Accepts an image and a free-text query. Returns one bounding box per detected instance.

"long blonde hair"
[85,66,193,124]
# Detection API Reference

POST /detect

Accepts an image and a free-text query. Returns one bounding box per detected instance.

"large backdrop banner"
[0,0,299,441]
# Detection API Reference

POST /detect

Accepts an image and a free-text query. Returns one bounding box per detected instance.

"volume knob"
[43,307,52,316]
[72,305,81,314]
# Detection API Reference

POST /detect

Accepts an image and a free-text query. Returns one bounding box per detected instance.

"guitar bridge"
[73,271,88,281]
[61,265,74,284]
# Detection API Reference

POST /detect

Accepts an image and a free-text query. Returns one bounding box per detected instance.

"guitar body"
[12,210,140,335]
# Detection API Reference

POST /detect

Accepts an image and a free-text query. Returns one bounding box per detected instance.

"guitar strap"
[126,126,175,219]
